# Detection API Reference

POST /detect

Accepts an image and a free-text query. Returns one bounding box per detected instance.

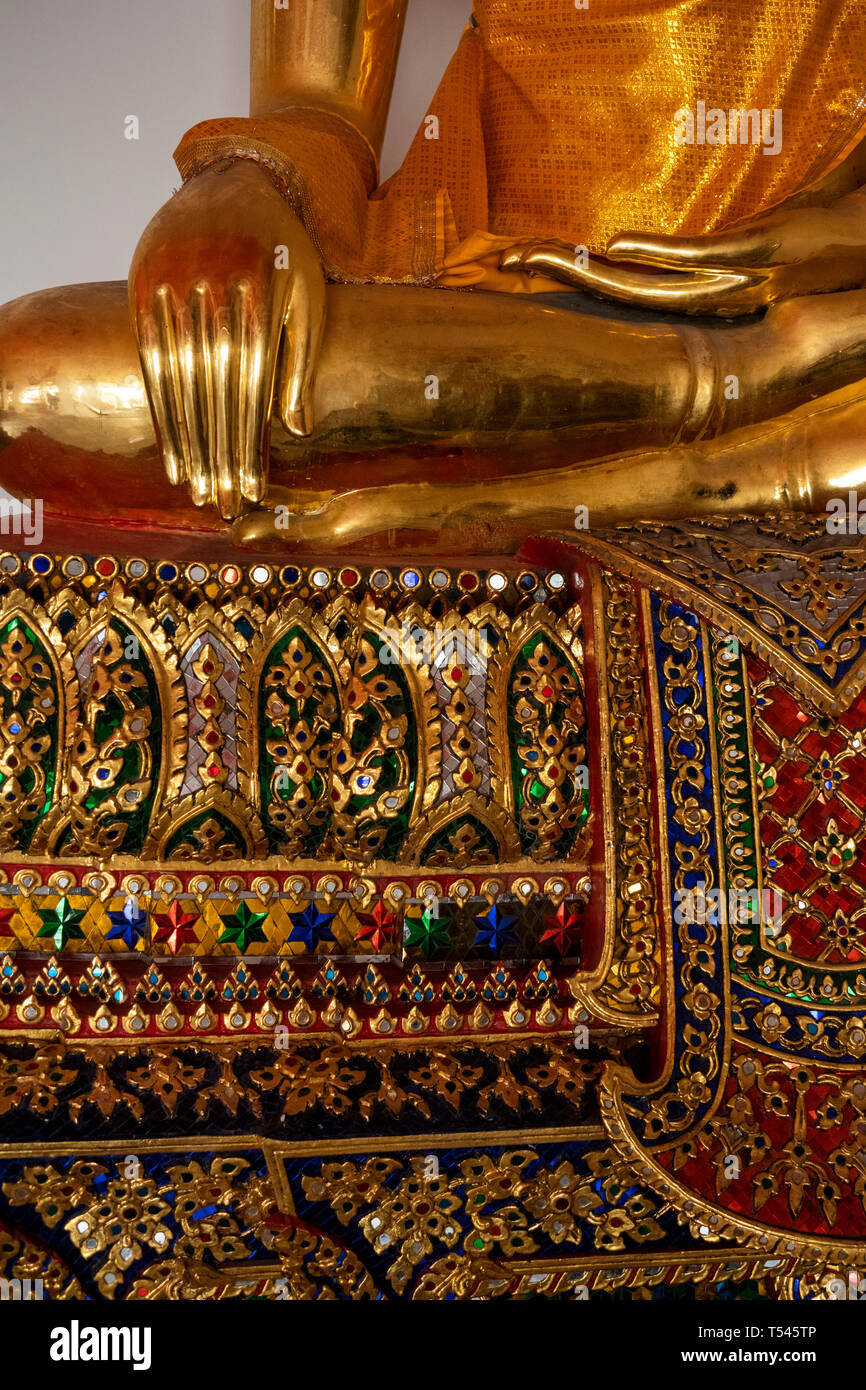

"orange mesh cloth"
[175,0,866,290]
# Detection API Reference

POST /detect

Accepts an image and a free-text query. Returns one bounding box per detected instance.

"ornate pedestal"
[0,514,862,1299]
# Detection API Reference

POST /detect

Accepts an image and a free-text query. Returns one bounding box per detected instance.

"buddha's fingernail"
[286,405,313,438]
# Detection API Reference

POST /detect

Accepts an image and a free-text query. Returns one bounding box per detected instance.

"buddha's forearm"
[281,290,866,456]
[249,0,408,159]
[303,289,698,457]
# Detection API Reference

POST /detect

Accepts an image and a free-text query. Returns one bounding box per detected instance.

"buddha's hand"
[500,196,866,316]
[129,160,325,519]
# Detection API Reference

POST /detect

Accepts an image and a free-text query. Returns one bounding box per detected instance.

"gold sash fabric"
[175,0,866,290]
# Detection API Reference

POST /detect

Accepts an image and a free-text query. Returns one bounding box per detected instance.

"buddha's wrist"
[175,108,377,193]
[173,108,377,280]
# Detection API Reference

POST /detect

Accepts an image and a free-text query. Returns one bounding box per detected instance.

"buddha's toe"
[230,487,339,550]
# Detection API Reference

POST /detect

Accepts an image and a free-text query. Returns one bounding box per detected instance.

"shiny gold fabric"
[175,0,866,290]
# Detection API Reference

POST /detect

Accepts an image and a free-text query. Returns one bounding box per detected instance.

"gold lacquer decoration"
[0,558,605,873]
[508,636,587,860]
[259,627,340,856]
[239,594,440,866]
[488,603,590,862]
[582,574,661,1019]
[575,517,866,715]
[33,587,186,859]
[0,603,72,854]
[190,642,231,789]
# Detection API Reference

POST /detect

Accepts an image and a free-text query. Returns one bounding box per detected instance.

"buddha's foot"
[231,486,344,550]
[230,477,448,554]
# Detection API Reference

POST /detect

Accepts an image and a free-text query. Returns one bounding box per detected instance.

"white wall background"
[0,0,471,303]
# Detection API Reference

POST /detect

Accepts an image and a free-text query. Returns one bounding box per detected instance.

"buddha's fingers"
[607,228,771,271]
[278,235,326,439]
[512,244,763,314]
[152,286,200,489]
[582,260,762,314]
[209,279,267,520]
[137,291,189,489]
[175,285,214,501]
[212,307,239,521]
[231,278,270,510]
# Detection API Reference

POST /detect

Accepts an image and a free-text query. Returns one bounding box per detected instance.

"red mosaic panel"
[748,655,866,966]
[657,1045,866,1240]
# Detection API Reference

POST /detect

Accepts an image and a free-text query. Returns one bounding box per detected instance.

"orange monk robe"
[174,0,866,294]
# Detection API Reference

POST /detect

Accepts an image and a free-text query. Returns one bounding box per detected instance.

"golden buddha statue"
[3,0,866,554]
[5,6,866,1305]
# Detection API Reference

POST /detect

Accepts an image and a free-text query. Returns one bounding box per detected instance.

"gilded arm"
[130,1,408,521]
[249,0,408,161]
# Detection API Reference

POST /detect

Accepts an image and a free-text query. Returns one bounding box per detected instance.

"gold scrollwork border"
[571,570,661,1026]
[33,585,187,856]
